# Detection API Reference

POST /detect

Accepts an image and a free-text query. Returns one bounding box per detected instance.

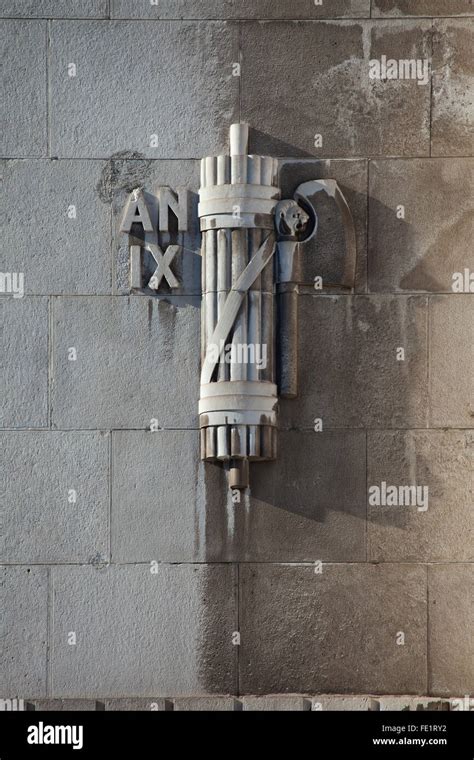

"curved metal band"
[199,410,277,428]
[199,394,277,415]
[200,381,277,398]
[200,213,275,231]
[198,197,278,217]
[199,184,280,203]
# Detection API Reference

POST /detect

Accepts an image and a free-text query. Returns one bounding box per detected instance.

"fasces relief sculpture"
[121,124,357,491]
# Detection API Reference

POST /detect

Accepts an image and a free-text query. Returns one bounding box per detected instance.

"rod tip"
[228,458,249,490]
[229,123,249,156]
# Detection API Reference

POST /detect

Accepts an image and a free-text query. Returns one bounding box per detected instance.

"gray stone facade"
[1,0,472,708]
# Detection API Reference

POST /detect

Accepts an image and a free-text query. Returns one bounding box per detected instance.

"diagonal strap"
[201,232,276,385]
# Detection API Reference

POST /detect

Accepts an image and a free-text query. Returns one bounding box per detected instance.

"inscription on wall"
[120,187,190,291]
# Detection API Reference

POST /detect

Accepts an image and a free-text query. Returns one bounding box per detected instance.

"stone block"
[1,1,108,16]
[242,696,309,710]
[1,567,48,697]
[368,430,473,562]
[0,20,47,156]
[51,564,237,697]
[310,695,378,710]
[369,159,474,292]
[111,430,228,563]
[49,20,239,158]
[244,431,366,562]
[428,564,474,696]
[429,295,473,427]
[278,294,429,429]
[1,160,111,295]
[1,431,109,564]
[173,697,237,710]
[51,296,200,429]
[241,20,431,158]
[105,699,171,710]
[33,699,100,710]
[240,563,427,695]
[0,298,48,428]
[377,696,450,710]
[373,0,473,15]
[111,0,370,19]
[432,20,474,156]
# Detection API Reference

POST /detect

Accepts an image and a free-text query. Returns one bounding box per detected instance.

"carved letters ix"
[120,187,189,290]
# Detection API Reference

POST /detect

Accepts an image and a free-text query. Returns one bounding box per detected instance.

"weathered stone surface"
[105,699,171,710]
[428,565,474,696]
[18,694,460,710]
[278,159,368,292]
[112,0,370,19]
[368,430,473,562]
[429,295,473,427]
[174,697,237,710]
[0,20,47,157]
[369,159,474,292]
[245,431,366,562]
[1,160,111,295]
[0,298,48,428]
[432,20,474,156]
[373,0,473,15]
[1,1,107,16]
[110,159,201,296]
[1,432,109,563]
[1,567,48,697]
[49,21,239,158]
[241,21,431,158]
[311,695,378,710]
[1,2,471,707]
[33,700,100,710]
[279,295,429,429]
[242,696,309,710]
[52,296,200,429]
[112,431,228,563]
[377,696,450,710]
[112,430,365,563]
[51,564,237,697]
[240,564,427,695]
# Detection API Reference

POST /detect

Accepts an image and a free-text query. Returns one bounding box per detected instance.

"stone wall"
[1,0,472,705]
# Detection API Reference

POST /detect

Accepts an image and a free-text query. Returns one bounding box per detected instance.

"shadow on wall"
[248,127,317,159]
[201,150,442,567]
